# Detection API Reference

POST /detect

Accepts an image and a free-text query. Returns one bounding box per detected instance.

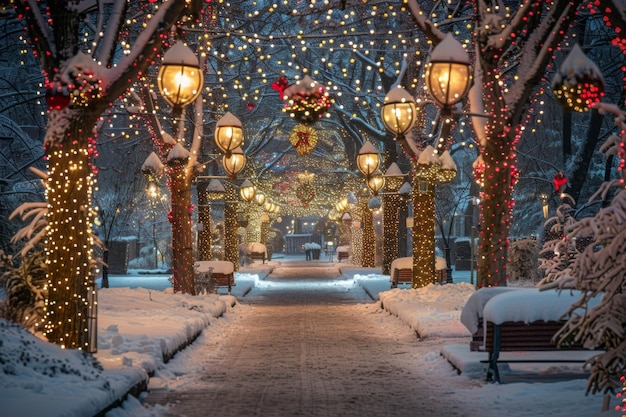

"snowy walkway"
[143,262,472,417]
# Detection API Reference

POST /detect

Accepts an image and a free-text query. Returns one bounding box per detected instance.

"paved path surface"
[144,262,472,417]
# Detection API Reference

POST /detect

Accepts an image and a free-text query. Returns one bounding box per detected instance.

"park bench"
[194,260,236,295]
[248,242,268,264]
[336,246,349,262]
[390,256,447,288]
[471,289,603,383]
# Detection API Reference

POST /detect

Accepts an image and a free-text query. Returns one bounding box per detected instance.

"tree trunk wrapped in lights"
[167,153,196,294]
[14,0,193,350]
[224,202,240,271]
[360,199,376,268]
[197,181,212,261]
[45,114,99,350]
[381,163,406,275]
[223,180,241,270]
[410,158,456,288]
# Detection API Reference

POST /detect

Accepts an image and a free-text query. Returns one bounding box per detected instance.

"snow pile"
[376,281,475,338]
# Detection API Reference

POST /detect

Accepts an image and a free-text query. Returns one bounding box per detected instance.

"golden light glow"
[157,42,203,108]
[215,112,244,154]
[381,87,417,137]
[222,146,246,178]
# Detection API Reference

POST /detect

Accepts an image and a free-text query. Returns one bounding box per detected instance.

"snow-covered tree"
[544,103,626,394]
[9,0,201,350]
[406,0,626,287]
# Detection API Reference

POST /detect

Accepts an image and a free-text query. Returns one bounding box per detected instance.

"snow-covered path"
[144,263,474,417]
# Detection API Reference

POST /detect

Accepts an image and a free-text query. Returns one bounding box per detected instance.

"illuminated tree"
[406,0,626,287]
[9,0,199,350]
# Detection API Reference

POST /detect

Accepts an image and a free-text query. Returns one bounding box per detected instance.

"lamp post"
[470,196,481,286]
[356,142,382,268]
[380,34,471,288]
[157,41,204,137]
[156,41,203,294]
[215,112,244,156]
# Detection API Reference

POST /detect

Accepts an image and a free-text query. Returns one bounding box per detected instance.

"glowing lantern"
[381,87,417,139]
[215,112,244,155]
[157,41,203,109]
[424,33,472,109]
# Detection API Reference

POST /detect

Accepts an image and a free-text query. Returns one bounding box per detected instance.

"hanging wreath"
[296,182,316,206]
[274,75,332,125]
[551,44,604,112]
[288,124,318,156]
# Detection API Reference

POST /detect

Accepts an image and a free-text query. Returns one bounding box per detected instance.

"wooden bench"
[248,242,267,264]
[391,268,412,288]
[194,261,235,295]
[482,320,592,383]
[476,289,604,383]
[250,251,266,263]
[390,257,447,288]
[336,246,349,262]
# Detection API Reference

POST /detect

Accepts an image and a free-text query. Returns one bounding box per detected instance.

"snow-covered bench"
[248,242,267,264]
[476,288,603,383]
[390,256,447,288]
[460,287,525,351]
[336,246,349,262]
[194,260,235,295]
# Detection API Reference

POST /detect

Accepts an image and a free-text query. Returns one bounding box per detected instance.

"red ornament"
[271,76,290,97]
[553,172,567,192]
[247,102,255,110]
[45,86,71,111]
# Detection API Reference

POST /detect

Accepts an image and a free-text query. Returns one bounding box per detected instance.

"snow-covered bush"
[507,237,539,284]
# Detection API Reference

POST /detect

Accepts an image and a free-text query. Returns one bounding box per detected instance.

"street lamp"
[254,191,266,206]
[155,41,203,295]
[240,179,256,202]
[215,112,244,155]
[366,170,385,196]
[157,41,204,113]
[222,146,246,179]
[424,33,472,109]
[381,87,417,139]
[356,141,381,177]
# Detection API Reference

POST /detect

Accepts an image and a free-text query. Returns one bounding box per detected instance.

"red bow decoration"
[295,131,309,148]
[553,172,567,192]
[271,76,290,97]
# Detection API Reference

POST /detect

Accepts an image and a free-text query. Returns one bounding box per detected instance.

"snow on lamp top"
[167,143,190,165]
[552,44,604,113]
